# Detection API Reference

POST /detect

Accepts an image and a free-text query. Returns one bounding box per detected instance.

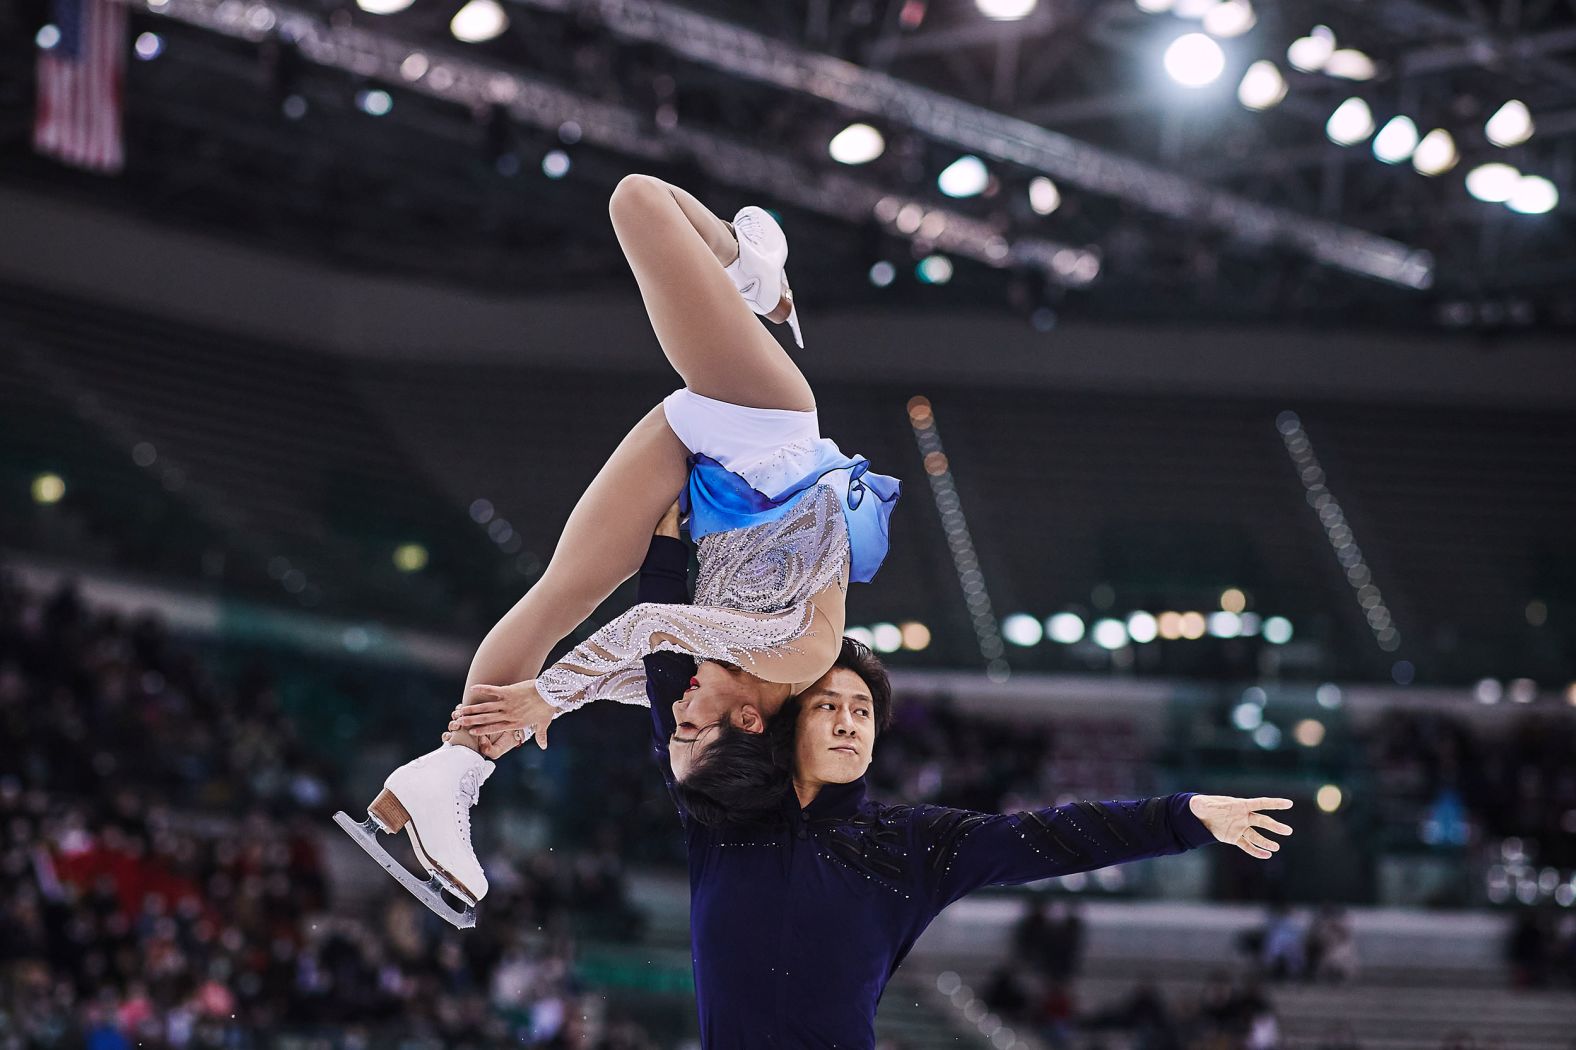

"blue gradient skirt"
[681,451,901,584]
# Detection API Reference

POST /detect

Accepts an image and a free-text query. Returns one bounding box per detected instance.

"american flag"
[33,0,128,174]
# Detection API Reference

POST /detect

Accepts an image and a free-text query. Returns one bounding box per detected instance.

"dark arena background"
[3,0,1576,1047]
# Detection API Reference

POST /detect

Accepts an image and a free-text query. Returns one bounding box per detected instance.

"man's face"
[669,660,771,782]
[792,667,876,787]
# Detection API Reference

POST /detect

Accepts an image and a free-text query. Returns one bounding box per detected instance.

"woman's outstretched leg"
[608,174,815,413]
[445,403,688,755]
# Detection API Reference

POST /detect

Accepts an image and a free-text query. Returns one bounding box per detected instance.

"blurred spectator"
[1306,904,1359,984]
[1258,905,1306,982]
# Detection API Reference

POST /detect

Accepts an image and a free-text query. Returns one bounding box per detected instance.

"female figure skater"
[334,175,900,927]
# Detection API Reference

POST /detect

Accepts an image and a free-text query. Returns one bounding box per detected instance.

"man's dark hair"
[672,637,892,827]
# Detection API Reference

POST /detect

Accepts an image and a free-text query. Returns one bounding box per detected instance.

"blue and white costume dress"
[535,389,901,713]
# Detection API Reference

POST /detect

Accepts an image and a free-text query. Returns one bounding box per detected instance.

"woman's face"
[668,661,770,782]
[792,668,876,787]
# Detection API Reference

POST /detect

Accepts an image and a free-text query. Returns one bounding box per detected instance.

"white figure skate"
[333,743,494,929]
[725,205,803,349]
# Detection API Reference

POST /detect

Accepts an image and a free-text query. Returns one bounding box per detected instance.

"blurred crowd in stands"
[4,567,1576,1050]
[0,571,657,1049]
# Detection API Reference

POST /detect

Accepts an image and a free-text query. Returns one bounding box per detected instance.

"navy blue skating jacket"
[635,536,1215,1049]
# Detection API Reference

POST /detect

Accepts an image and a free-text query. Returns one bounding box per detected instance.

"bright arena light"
[1372,115,1418,164]
[916,255,954,284]
[1178,611,1206,640]
[845,626,875,648]
[1412,129,1459,176]
[1028,176,1061,215]
[1486,100,1534,147]
[1316,784,1343,813]
[1237,61,1287,110]
[1287,26,1335,72]
[1135,0,1173,10]
[1294,718,1326,747]
[32,473,65,504]
[1475,678,1503,704]
[1232,702,1263,731]
[871,623,904,653]
[868,260,897,287]
[357,0,414,12]
[938,155,990,198]
[1262,616,1294,644]
[1207,611,1242,638]
[1220,588,1247,613]
[1046,613,1086,644]
[1466,162,1522,203]
[1326,97,1375,145]
[1092,619,1130,650]
[900,622,932,650]
[1253,723,1282,749]
[975,0,1038,19]
[1002,614,1045,647]
[35,24,61,49]
[1202,0,1255,38]
[450,0,508,43]
[1173,0,1212,17]
[829,123,885,165]
[1325,49,1377,81]
[1127,612,1158,643]
[541,149,571,178]
[1163,33,1226,87]
[393,542,428,572]
[1507,175,1558,215]
[1157,612,1183,640]
[134,32,164,59]
[356,88,393,116]
[1315,683,1343,709]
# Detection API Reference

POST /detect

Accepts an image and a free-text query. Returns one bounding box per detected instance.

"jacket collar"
[794,776,868,822]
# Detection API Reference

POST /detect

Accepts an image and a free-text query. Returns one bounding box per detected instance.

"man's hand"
[449,680,557,751]
[1189,795,1294,859]
[656,500,681,539]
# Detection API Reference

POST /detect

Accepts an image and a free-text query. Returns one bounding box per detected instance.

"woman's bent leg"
[608,175,815,413]
[446,404,689,753]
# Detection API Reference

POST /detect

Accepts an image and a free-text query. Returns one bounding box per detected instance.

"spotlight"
[1237,61,1287,110]
[1262,616,1293,644]
[1163,33,1225,87]
[1465,163,1521,203]
[1046,613,1086,644]
[916,255,954,284]
[1324,49,1376,80]
[829,123,885,165]
[1287,26,1335,72]
[1028,176,1061,215]
[357,0,414,12]
[1127,612,1158,644]
[134,32,164,60]
[356,88,393,116]
[845,626,875,648]
[1485,100,1534,147]
[393,543,428,572]
[975,0,1037,19]
[1179,612,1206,639]
[1220,588,1246,613]
[1326,98,1374,145]
[1507,175,1557,215]
[1412,129,1458,176]
[900,622,932,651]
[31,473,66,504]
[1316,785,1343,812]
[1207,611,1242,638]
[938,155,990,198]
[35,24,61,49]
[1315,683,1343,709]
[451,0,507,43]
[1202,0,1254,38]
[541,149,571,178]
[1135,0,1173,10]
[1232,702,1263,730]
[1002,614,1044,647]
[1092,619,1129,650]
[871,623,903,653]
[868,260,897,287]
[1372,115,1418,164]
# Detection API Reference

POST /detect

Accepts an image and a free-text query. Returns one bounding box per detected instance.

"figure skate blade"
[333,811,477,929]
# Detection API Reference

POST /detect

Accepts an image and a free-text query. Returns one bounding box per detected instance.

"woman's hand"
[1189,795,1294,859]
[448,680,557,751]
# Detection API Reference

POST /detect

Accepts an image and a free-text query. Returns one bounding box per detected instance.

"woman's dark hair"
[672,637,892,827]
